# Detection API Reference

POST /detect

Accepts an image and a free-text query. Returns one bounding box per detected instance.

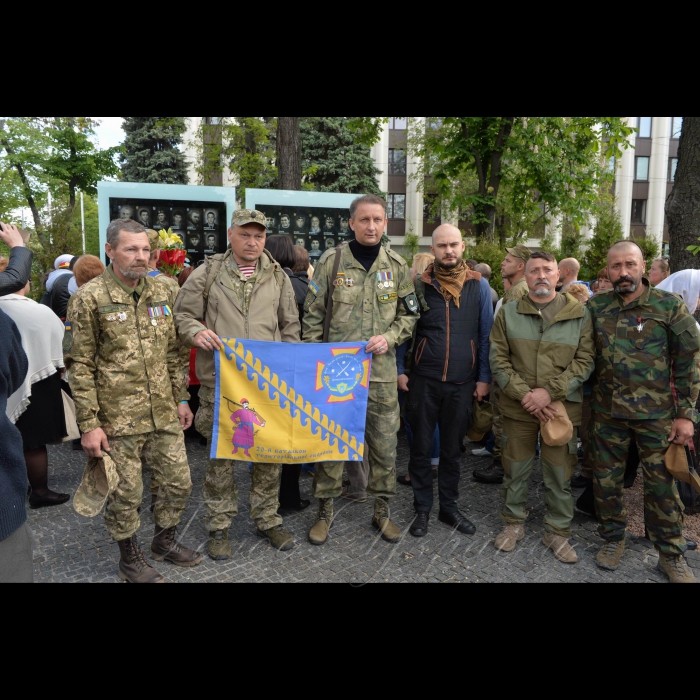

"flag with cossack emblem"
[212,340,372,464]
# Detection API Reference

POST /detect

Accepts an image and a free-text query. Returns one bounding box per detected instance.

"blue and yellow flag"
[212,339,372,464]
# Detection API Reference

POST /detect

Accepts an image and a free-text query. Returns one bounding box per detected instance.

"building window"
[389,149,407,175]
[637,117,653,138]
[672,117,683,139]
[636,156,650,181]
[631,200,647,225]
[669,158,679,182]
[387,194,406,219]
[390,117,408,130]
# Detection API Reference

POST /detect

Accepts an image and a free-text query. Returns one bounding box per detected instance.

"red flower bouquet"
[157,229,187,277]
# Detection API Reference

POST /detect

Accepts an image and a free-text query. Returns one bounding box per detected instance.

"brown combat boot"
[118,537,164,584]
[596,540,626,571]
[309,499,334,546]
[495,524,525,553]
[372,498,402,544]
[543,533,578,564]
[657,554,697,584]
[151,526,203,568]
[257,526,295,552]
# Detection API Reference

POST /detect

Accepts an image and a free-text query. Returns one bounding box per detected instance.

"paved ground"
[29,434,699,584]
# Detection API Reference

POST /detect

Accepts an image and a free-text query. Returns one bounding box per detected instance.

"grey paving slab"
[27,433,699,584]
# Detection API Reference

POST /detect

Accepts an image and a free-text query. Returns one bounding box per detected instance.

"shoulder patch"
[403,293,420,315]
[63,321,74,353]
[309,281,320,296]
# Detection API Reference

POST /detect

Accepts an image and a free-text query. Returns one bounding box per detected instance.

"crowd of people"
[1,200,699,585]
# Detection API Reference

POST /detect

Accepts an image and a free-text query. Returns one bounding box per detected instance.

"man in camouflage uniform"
[303,195,419,546]
[474,243,532,486]
[65,220,201,585]
[174,210,301,559]
[589,241,700,584]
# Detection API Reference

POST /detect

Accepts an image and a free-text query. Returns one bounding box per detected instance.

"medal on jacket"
[637,317,644,333]
[377,272,394,290]
[118,312,128,323]
[346,279,355,288]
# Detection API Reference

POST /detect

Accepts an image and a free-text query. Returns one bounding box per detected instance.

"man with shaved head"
[587,240,700,583]
[404,225,493,538]
[558,258,588,296]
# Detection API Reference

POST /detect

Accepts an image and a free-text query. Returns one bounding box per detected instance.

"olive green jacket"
[174,250,300,390]
[490,293,596,424]
[64,269,188,437]
[303,245,419,383]
[588,281,700,423]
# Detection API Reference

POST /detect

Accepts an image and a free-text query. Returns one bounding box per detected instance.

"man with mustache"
[490,252,596,564]
[588,241,700,583]
[65,219,201,583]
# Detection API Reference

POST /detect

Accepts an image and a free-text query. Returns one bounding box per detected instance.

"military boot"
[372,498,402,544]
[257,526,295,552]
[543,533,578,564]
[495,524,525,553]
[596,540,626,571]
[309,499,334,546]
[657,554,697,584]
[151,526,203,568]
[473,461,505,485]
[208,531,232,561]
[118,537,164,584]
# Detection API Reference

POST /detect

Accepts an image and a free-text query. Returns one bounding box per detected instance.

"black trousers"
[279,465,302,508]
[406,374,473,514]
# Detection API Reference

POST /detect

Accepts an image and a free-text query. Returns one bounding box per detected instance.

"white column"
[405,117,424,238]
[615,116,637,239]
[370,124,390,193]
[648,116,672,247]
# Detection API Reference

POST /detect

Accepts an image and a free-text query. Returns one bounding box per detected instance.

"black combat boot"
[151,526,203,568]
[118,537,164,584]
[473,460,505,485]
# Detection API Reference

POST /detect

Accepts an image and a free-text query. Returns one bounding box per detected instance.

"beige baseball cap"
[232,209,267,229]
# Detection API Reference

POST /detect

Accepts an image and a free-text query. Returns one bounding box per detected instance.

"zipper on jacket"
[471,340,476,370]
[443,300,450,382]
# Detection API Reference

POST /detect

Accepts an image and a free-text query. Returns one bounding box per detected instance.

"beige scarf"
[434,260,469,308]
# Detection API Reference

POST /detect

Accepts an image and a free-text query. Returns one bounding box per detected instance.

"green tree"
[120,117,188,184]
[301,117,382,194]
[579,194,625,282]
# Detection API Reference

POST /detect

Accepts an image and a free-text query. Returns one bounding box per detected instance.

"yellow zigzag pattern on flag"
[226,340,365,460]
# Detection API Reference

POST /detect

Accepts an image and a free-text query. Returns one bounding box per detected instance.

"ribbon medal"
[377,272,395,290]
[637,317,644,333]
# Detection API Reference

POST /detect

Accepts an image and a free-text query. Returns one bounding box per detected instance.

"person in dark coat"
[0,223,33,298]
[0,308,33,583]
[264,235,311,513]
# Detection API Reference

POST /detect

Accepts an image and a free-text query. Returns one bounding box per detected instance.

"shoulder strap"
[414,277,430,312]
[203,255,224,316]
[323,245,345,344]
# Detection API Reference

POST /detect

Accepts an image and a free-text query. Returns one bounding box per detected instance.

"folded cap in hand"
[74,453,119,518]
[540,401,574,448]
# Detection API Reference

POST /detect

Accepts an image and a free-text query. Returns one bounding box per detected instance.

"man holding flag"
[174,210,301,560]
[303,195,420,546]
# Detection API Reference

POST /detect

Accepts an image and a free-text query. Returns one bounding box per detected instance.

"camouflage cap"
[147,229,162,252]
[73,453,119,518]
[505,244,533,263]
[232,209,267,229]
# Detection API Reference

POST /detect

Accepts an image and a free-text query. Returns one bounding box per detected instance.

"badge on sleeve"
[309,281,320,296]
[63,321,74,353]
[403,293,420,315]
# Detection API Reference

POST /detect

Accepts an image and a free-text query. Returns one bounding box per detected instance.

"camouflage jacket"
[502,276,529,306]
[303,244,419,383]
[64,266,189,437]
[588,280,700,423]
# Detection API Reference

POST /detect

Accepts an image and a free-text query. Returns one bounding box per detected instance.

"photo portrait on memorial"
[325,238,336,250]
[172,210,185,229]
[294,214,308,234]
[295,238,307,248]
[310,239,322,259]
[137,207,152,228]
[205,210,219,229]
[324,215,336,233]
[188,209,203,230]
[206,234,218,252]
[187,233,202,252]
[279,214,292,232]
[154,210,169,230]
[265,215,277,235]
[119,204,135,221]
[309,216,322,234]
[339,217,351,237]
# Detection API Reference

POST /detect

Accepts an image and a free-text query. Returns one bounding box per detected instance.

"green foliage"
[403,230,420,268]
[465,240,508,296]
[636,237,661,266]
[301,117,382,195]
[120,117,188,184]
[579,195,625,281]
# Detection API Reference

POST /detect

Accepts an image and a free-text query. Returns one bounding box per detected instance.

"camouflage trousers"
[314,382,398,501]
[105,423,192,542]
[196,391,283,533]
[579,396,593,479]
[492,388,503,460]
[501,417,578,537]
[590,413,686,556]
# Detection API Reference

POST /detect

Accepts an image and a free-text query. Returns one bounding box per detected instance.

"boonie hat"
[472,399,494,435]
[505,244,532,263]
[666,444,700,495]
[232,209,267,229]
[540,402,574,448]
[74,453,119,518]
